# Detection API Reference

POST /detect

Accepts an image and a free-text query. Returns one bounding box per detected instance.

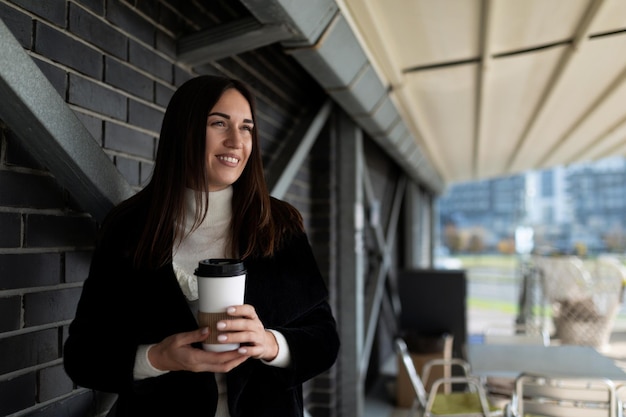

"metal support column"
[403,181,434,269]
[336,111,365,417]
[403,181,422,269]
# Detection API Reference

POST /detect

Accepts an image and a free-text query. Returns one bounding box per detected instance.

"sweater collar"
[183,186,232,230]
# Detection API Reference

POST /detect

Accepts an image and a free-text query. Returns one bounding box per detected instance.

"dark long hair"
[126,75,302,269]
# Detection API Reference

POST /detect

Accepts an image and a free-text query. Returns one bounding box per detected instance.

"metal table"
[467,344,626,381]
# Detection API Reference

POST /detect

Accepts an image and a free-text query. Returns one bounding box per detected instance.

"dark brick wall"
[0,129,98,416]
[0,0,333,416]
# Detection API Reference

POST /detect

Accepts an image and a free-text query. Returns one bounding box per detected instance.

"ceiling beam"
[473,0,494,178]
[241,0,338,47]
[0,19,133,223]
[506,0,606,171]
[177,17,293,65]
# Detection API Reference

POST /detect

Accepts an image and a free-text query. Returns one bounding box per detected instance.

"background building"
[438,156,626,256]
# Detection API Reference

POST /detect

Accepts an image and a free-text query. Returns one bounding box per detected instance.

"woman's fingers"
[149,327,250,373]
[215,305,278,361]
[226,304,257,320]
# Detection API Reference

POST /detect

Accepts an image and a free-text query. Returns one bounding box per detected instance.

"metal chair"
[395,338,503,417]
[505,373,618,417]
[615,384,626,417]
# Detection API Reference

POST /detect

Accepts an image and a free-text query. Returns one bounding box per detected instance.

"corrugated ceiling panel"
[366,0,481,69]
[589,0,626,34]
[513,35,626,172]
[477,46,562,178]
[585,123,626,161]
[544,79,626,166]
[490,0,590,53]
[405,64,476,182]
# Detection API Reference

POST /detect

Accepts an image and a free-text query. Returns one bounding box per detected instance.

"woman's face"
[204,88,253,191]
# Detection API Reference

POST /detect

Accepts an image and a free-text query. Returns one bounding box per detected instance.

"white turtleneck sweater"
[132,186,291,416]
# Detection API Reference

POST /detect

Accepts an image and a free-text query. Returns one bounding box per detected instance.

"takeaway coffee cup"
[195,258,246,352]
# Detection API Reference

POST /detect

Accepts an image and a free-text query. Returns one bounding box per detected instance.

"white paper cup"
[195,258,246,352]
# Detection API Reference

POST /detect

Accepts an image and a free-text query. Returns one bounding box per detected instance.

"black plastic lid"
[195,258,246,277]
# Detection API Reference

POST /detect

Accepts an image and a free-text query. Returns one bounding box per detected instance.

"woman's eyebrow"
[208,112,254,125]
[208,112,230,119]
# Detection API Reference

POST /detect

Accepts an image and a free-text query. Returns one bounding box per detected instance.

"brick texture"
[38,363,74,402]
[0,295,21,332]
[35,22,103,79]
[0,373,36,416]
[104,121,155,159]
[24,214,97,248]
[65,251,93,283]
[129,39,172,83]
[24,288,82,327]
[0,2,32,47]
[155,82,175,107]
[0,253,62,289]
[69,2,127,59]
[0,329,58,374]
[11,0,66,26]
[80,0,104,15]
[107,0,154,45]
[0,212,21,248]
[69,74,127,120]
[129,99,163,132]
[0,171,66,208]
[105,57,154,100]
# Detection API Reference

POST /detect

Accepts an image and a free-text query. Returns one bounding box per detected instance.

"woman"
[63,75,340,416]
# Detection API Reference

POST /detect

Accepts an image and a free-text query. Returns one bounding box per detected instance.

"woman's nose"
[225,130,243,148]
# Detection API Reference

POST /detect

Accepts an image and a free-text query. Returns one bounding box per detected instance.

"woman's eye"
[242,125,253,132]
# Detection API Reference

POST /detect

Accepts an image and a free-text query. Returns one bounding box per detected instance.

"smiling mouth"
[218,155,239,164]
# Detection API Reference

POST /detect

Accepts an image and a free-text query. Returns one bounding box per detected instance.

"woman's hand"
[217,304,279,362]
[147,304,278,373]
[148,327,248,373]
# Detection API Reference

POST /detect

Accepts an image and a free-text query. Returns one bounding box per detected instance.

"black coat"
[63,200,340,417]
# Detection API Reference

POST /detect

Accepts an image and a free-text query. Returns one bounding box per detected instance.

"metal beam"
[177,17,293,65]
[360,174,406,375]
[337,112,365,417]
[267,99,333,199]
[240,0,338,47]
[0,19,133,223]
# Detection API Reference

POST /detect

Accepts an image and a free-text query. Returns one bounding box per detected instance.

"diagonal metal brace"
[0,19,133,222]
